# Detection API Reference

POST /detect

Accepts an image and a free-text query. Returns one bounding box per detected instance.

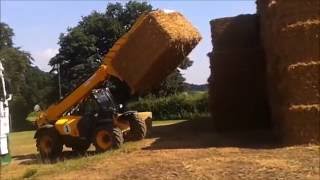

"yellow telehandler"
[34,10,201,161]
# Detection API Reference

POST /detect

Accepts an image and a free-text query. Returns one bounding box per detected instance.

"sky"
[1,0,256,84]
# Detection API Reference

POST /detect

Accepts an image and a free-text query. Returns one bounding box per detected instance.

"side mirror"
[34,104,41,112]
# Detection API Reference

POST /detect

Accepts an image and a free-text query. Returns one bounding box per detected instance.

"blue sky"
[1,0,256,84]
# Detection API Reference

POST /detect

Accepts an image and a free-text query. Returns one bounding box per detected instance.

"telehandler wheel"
[36,128,63,163]
[127,114,147,141]
[112,127,124,149]
[93,127,123,152]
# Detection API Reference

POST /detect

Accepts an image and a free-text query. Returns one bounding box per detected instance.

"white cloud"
[32,48,58,72]
[163,9,176,13]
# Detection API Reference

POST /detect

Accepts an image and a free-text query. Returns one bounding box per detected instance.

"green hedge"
[128,92,209,120]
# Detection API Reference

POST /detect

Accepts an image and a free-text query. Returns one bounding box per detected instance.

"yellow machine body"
[53,112,152,138]
[55,116,81,137]
[114,112,153,131]
[36,66,110,126]
[137,112,152,130]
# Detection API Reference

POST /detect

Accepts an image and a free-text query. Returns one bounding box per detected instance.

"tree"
[0,22,55,131]
[50,1,192,99]
[151,57,193,97]
[0,23,14,48]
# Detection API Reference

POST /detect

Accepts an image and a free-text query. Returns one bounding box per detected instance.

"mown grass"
[1,135,133,179]
[8,120,181,156]
[152,120,187,126]
[22,168,37,179]
[9,130,36,156]
[2,140,148,179]
[1,120,186,180]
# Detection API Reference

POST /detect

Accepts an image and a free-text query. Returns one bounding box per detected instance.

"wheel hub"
[40,136,53,154]
[96,130,112,150]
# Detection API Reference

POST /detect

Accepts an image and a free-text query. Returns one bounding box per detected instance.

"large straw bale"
[257,0,320,67]
[257,0,320,144]
[281,104,320,144]
[257,0,320,68]
[209,14,270,131]
[257,0,319,23]
[209,50,269,131]
[276,22,320,66]
[210,15,260,51]
[286,62,320,105]
[104,10,201,93]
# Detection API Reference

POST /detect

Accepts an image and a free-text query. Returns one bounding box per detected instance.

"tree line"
[0,23,57,131]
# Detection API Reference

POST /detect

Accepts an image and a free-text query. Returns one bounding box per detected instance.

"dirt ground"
[1,120,319,180]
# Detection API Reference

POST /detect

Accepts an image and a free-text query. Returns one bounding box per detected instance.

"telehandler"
[34,10,201,161]
[34,62,152,161]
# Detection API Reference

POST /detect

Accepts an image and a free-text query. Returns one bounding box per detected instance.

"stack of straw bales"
[257,0,320,144]
[209,15,270,131]
[104,10,201,93]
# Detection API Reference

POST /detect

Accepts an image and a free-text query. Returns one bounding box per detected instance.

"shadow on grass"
[12,150,98,165]
[143,117,281,150]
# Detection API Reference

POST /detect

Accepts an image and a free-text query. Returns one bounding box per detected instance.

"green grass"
[9,130,36,156]
[152,120,187,126]
[2,141,145,179]
[2,120,186,179]
[22,168,37,179]
[8,120,184,157]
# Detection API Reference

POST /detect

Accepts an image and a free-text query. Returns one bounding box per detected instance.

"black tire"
[36,128,63,163]
[127,113,147,141]
[93,126,123,152]
[112,127,124,149]
[145,118,152,137]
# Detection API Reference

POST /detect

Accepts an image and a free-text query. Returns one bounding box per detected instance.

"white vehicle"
[0,61,12,165]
